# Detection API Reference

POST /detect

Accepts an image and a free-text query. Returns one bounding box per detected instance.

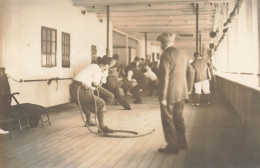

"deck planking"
[0,94,260,168]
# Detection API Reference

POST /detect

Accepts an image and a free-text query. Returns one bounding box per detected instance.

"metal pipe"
[7,75,73,83]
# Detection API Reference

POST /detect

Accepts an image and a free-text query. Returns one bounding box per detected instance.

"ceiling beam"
[117,27,210,32]
[113,28,141,41]
[108,15,214,21]
[85,7,216,13]
[95,10,215,17]
[113,20,213,25]
[73,0,231,7]
[96,13,215,19]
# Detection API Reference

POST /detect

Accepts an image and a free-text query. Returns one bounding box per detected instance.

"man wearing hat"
[157,32,194,154]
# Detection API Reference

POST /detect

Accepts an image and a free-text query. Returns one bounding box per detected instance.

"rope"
[77,85,155,138]
[7,74,23,82]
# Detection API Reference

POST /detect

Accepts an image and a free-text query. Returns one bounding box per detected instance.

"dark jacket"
[158,46,194,103]
[191,58,213,82]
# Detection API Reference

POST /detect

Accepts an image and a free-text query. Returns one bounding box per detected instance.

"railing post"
[196,3,199,53]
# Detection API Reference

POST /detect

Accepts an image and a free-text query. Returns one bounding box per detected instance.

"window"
[157,53,160,60]
[62,32,70,68]
[91,45,97,63]
[41,26,57,67]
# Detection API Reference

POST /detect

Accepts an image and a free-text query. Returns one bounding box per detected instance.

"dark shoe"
[178,136,188,150]
[124,106,131,110]
[158,146,179,154]
[98,126,115,133]
[134,100,143,104]
[179,142,188,150]
[85,121,96,127]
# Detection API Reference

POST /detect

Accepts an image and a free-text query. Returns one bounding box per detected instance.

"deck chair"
[0,67,30,133]
[0,68,51,127]
[0,68,51,129]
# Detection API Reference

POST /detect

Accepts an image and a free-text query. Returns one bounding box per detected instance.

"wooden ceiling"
[73,0,230,53]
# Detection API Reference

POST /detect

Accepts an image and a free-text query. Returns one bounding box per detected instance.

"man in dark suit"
[157,32,194,154]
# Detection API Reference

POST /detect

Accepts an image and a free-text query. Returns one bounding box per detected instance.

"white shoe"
[0,129,9,134]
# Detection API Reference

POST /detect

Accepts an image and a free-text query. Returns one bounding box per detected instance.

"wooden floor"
[0,94,260,168]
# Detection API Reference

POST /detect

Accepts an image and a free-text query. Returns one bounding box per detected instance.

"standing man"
[191,51,214,106]
[157,32,194,154]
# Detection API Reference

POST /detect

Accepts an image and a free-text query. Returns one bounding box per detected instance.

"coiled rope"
[77,85,155,138]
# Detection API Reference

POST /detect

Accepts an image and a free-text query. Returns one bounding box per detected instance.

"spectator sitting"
[102,57,131,110]
[143,65,159,95]
[112,54,120,72]
[129,62,150,104]
[151,61,159,77]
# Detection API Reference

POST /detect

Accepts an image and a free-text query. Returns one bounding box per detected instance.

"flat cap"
[157,32,176,43]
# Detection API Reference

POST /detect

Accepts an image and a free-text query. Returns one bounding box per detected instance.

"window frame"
[41,26,57,67]
[62,32,71,68]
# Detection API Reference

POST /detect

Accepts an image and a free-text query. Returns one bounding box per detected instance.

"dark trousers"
[121,78,132,95]
[147,79,159,95]
[132,77,149,101]
[96,86,114,104]
[70,81,107,114]
[103,75,131,110]
[160,100,186,149]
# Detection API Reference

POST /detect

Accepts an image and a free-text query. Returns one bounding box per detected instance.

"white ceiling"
[73,0,231,54]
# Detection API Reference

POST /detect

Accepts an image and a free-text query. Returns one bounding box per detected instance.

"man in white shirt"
[70,57,114,133]
[143,65,159,95]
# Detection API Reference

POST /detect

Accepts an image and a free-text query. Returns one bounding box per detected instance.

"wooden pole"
[199,32,202,55]
[145,32,148,59]
[106,5,110,56]
[196,3,199,53]
[258,0,260,86]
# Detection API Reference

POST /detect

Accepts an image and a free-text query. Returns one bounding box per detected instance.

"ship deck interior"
[1,92,260,168]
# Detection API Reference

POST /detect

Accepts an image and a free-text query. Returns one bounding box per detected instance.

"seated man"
[102,57,131,110]
[126,62,149,104]
[143,65,159,95]
[70,57,114,133]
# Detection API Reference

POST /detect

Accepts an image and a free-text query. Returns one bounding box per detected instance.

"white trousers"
[194,80,210,94]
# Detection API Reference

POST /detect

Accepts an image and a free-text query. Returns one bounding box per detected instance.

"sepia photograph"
[0,0,260,167]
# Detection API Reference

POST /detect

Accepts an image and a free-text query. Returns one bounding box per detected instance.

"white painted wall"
[0,0,112,107]
[213,0,259,75]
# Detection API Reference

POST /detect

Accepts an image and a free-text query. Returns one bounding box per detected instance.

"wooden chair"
[18,103,51,127]
[0,115,14,139]
[0,67,30,133]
